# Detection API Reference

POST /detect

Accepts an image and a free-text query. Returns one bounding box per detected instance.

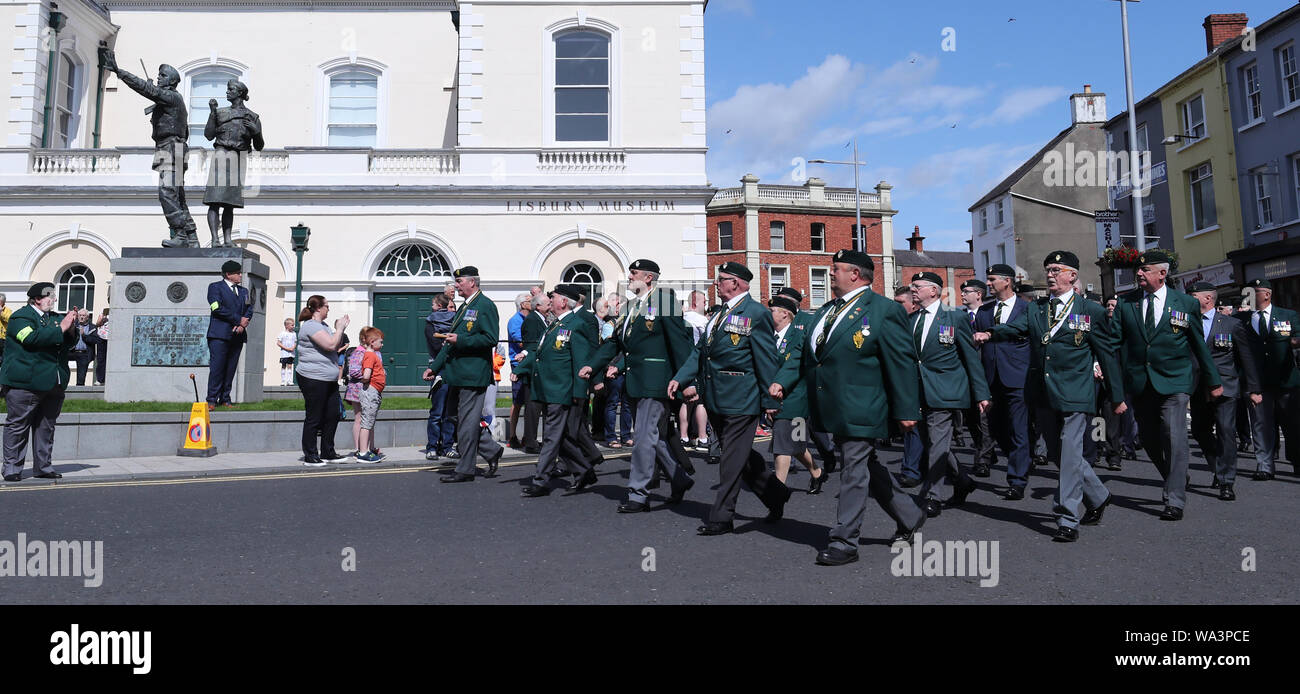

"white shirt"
[994,297,1015,324]
[684,310,708,343]
[1255,305,1272,334]
[1047,290,1076,338]
[1142,284,1167,326]
[913,300,939,351]
[224,279,238,293]
[774,323,790,347]
[706,293,747,336]
[810,285,868,353]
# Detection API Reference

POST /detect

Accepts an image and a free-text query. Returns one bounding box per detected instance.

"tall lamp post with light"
[808,138,868,251]
[290,223,310,386]
[1115,0,1147,251]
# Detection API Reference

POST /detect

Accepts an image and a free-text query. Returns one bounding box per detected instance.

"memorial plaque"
[132,315,210,366]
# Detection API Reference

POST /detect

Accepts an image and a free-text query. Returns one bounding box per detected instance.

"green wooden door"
[373,293,435,386]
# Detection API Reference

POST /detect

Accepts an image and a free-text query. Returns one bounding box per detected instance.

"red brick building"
[894,226,977,307]
[706,174,897,308]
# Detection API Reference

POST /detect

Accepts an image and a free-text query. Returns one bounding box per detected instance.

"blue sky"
[704,0,1296,251]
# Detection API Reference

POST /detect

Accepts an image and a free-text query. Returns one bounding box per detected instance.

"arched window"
[374,244,452,278]
[553,30,610,143]
[561,262,603,305]
[328,69,379,146]
[187,67,241,147]
[55,53,78,148]
[57,265,94,312]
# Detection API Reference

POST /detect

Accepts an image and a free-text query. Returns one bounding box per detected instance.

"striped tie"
[815,298,846,352]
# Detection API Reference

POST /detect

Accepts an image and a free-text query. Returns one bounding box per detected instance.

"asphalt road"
[2,442,1296,604]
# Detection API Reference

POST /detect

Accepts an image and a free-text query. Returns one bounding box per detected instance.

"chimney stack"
[1070,84,1107,124]
[909,226,925,254]
[1204,14,1248,53]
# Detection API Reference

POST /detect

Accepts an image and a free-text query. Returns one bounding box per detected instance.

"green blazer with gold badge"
[910,303,990,410]
[775,287,920,439]
[514,309,597,404]
[1114,287,1219,396]
[672,293,779,416]
[427,291,499,388]
[586,286,694,399]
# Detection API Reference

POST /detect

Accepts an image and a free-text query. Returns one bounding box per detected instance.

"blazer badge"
[937,325,955,345]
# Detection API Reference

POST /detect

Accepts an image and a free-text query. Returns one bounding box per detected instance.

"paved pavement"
[1,437,1296,604]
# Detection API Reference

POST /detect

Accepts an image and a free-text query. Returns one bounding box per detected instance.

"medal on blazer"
[1169,309,1189,334]
[465,309,478,332]
[644,304,655,331]
[1214,333,1232,349]
[723,315,751,345]
[1068,313,1090,346]
[1274,320,1292,337]
[554,328,571,350]
[937,325,955,345]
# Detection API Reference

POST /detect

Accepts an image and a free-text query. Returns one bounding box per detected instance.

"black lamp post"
[290,223,310,385]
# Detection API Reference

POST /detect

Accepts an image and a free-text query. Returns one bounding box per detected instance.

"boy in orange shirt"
[356,327,387,462]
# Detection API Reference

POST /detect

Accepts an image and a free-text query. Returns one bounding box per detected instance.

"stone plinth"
[105,248,269,403]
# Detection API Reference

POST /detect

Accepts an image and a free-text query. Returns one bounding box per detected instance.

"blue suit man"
[206,260,253,407]
[974,264,1032,498]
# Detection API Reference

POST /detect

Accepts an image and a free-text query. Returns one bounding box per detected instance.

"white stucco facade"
[0,0,712,385]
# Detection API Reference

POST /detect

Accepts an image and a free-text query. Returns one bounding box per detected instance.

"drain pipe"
[40,10,67,148]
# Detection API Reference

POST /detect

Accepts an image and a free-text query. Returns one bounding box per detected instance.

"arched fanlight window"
[561,262,603,305]
[374,244,452,278]
[57,264,94,312]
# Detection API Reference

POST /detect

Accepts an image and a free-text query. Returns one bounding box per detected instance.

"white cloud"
[970,86,1068,128]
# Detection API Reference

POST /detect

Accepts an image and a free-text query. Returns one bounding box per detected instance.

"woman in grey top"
[296,295,350,466]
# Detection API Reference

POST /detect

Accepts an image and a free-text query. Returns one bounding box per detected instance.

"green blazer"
[1247,305,1300,390]
[586,287,694,399]
[0,305,78,391]
[771,322,810,420]
[775,288,920,439]
[672,294,779,416]
[1114,288,1220,396]
[910,304,990,410]
[514,310,596,404]
[991,294,1124,413]
[427,291,499,388]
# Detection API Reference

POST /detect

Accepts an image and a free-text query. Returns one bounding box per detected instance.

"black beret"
[1217,295,1240,307]
[221,260,242,274]
[961,279,987,293]
[986,263,1016,279]
[629,259,660,274]
[453,266,479,278]
[768,296,799,314]
[26,282,55,299]
[911,271,943,287]
[1016,283,1037,293]
[1044,250,1079,271]
[776,287,803,304]
[551,284,582,302]
[1187,281,1216,293]
[1137,250,1172,266]
[716,261,753,282]
[832,249,874,270]
[1085,292,1103,303]
[1248,278,1272,290]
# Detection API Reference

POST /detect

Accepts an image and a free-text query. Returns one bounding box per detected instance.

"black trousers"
[207,337,243,404]
[707,412,790,524]
[93,342,107,384]
[71,350,93,386]
[298,375,342,458]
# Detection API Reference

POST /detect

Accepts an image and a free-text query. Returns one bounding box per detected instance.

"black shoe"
[1003,486,1025,501]
[1052,526,1079,542]
[696,521,733,535]
[808,469,827,495]
[1219,485,1236,501]
[972,462,991,478]
[897,474,922,488]
[943,477,978,508]
[707,456,720,466]
[924,498,942,518]
[521,484,551,498]
[1253,470,1274,481]
[1106,460,1123,471]
[1081,494,1111,526]
[618,500,650,513]
[34,471,62,479]
[486,447,503,478]
[668,476,695,504]
[764,500,785,524]
[439,472,475,483]
[891,515,926,545]
[1159,505,1183,521]
[509,436,522,449]
[815,546,860,566]
[571,469,598,492]
[1032,455,1047,467]
[524,446,541,455]
[2,474,19,482]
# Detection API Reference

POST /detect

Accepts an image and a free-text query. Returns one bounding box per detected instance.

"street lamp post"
[1117,0,1147,251]
[809,137,868,251]
[290,223,311,386]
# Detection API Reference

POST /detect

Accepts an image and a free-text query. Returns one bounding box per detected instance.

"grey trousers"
[628,398,690,503]
[1252,388,1299,474]
[454,386,503,476]
[964,404,996,465]
[532,402,593,485]
[1191,394,1240,485]
[919,407,968,501]
[830,436,924,551]
[1134,389,1192,509]
[3,388,64,477]
[707,413,789,524]
[1038,409,1109,528]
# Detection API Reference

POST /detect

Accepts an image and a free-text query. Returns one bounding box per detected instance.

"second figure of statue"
[204,80,264,248]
